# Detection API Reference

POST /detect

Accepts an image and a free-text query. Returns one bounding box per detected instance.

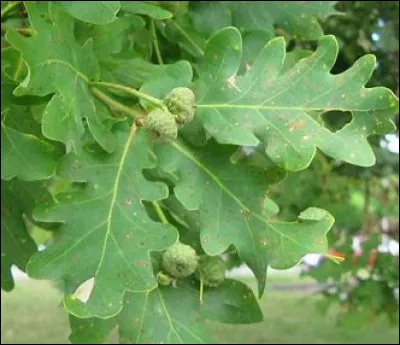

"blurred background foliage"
[270,0,399,328]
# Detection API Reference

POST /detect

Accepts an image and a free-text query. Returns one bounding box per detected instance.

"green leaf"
[198,279,263,324]
[121,2,172,20]
[1,179,52,291]
[27,127,177,318]
[103,59,191,90]
[1,122,59,181]
[239,30,273,74]
[1,70,61,181]
[162,195,203,253]
[117,283,211,344]
[155,139,334,296]
[74,17,131,57]
[69,279,261,344]
[139,60,193,109]
[225,1,340,40]
[69,316,116,344]
[163,17,206,57]
[1,46,27,83]
[61,1,121,25]
[190,1,231,37]
[282,49,313,73]
[194,28,398,171]
[6,2,116,152]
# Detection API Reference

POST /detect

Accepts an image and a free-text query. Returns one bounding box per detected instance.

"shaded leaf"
[69,279,261,344]
[1,179,52,291]
[121,2,172,20]
[226,1,340,40]
[162,195,203,253]
[28,127,177,318]
[194,28,398,171]
[1,69,61,181]
[190,1,231,36]
[198,279,263,324]
[69,316,116,344]
[282,49,313,73]
[1,122,59,181]
[155,139,334,296]
[103,59,191,90]
[239,30,274,74]
[117,283,211,344]
[163,17,206,57]
[74,17,131,57]
[61,1,121,25]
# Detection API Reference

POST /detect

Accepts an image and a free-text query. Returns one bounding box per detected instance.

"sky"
[385,134,399,154]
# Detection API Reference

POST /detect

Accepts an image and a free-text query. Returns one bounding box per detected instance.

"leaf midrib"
[95,125,137,278]
[196,103,394,112]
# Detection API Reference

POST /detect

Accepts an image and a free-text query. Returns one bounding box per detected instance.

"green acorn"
[195,255,226,304]
[195,255,226,288]
[162,242,198,279]
[143,109,178,143]
[164,87,196,125]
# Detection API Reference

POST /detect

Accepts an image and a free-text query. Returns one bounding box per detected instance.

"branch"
[90,87,143,119]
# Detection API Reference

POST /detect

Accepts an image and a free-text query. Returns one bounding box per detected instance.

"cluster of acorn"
[140,87,196,142]
[157,242,226,290]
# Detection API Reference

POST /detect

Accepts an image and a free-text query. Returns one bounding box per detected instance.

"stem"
[1,1,21,19]
[90,81,164,108]
[152,201,169,224]
[199,278,204,304]
[1,23,34,36]
[91,87,143,119]
[150,19,163,65]
[16,27,34,36]
[322,253,345,265]
[170,19,204,56]
[13,55,24,80]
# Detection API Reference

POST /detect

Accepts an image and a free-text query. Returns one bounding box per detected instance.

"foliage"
[268,0,400,327]
[273,157,399,326]
[2,280,399,344]
[1,1,398,343]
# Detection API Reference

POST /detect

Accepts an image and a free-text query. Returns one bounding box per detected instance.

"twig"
[152,201,169,224]
[90,87,143,119]
[90,81,165,108]
[150,19,164,65]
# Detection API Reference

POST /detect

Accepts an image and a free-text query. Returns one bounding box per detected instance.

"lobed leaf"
[1,67,61,181]
[169,1,339,58]
[121,1,172,20]
[225,1,340,40]
[1,179,52,291]
[61,1,121,25]
[27,127,177,318]
[194,28,398,171]
[69,279,261,344]
[6,2,116,152]
[155,139,334,296]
